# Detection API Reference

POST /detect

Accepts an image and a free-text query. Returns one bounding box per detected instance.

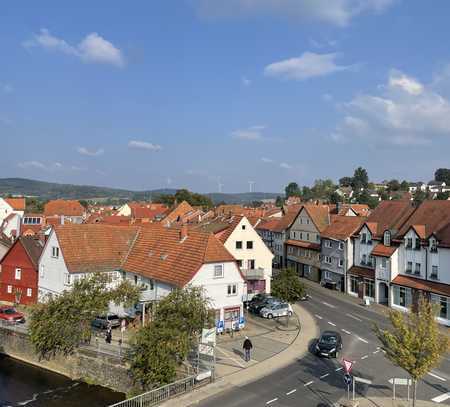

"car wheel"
[267,314,273,319]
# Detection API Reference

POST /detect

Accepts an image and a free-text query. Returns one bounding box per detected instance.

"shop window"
[364,280,375,298]
[393,286,412,308]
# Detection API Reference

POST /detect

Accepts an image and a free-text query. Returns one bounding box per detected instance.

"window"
[306,233,310,241]
[325,240,332,248]
[324,256,332,264]
[27,288,32,297]
[237,260,243,268]
[431,295,449,320]
[15,268,21,280]
[300,218,303,224]
[406,262,413,273]
[415,238,421,250]
[430,238,438,253]
[65,274,71,285]
[227,284,237,296]
[324,271,332,280]
[406,238,413,249]
[214,264,224,278]
[381,258,387,269]
[384,231,391,247]
[236,241,243,249]
[414,263,421,275]
[339,242,344,250]
[134,275,138,285]
[338,259,344,268]
[248,259,255,269]
[299,232,303,240]
[149,279,154,290]
[365,280,375,298]
[316,234,320,242]
[367,235,372,245]
[39,265,45,278]
[246,241,253,249]
[350,277,358,294]
[306,218,310,225]
[52,246,59,258]
[242,225,246,230]
[361,233,367,244]
[361,254,367,265]
[393,286,412,308]
[431,265,438,279]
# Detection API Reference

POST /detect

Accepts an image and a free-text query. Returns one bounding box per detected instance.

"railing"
[108,374,207,407]
[241,268,265,280]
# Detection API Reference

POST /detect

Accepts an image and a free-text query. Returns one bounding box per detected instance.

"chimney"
[180,224,188,242]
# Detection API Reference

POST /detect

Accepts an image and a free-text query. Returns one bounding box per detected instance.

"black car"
[91,314,121,330]
[248,296,279,314]
[315,331,342,358]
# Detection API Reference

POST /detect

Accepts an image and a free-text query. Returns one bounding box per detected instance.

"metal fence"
[108,374,210,407]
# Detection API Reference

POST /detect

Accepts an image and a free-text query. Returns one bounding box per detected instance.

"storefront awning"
[348,266,375,280]
[391,275,450,297]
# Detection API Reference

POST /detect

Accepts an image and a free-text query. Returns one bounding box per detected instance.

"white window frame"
[52,246,59,258]
[27,288,32,297]
[325,240,332,248]
[324,256,332,264]
[338,242,344,250]
[338,259,344,268]
[39,265,45,278]
[7,285,12,294]
[15,268,21,280]
[431,265,439,279]
[213,264,224,278]
[227,284,237,296]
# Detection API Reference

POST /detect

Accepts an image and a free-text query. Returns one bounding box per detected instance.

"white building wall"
[0,199,14,223]
[357,226,374,265]
[347,238,354,269]
[431,246,450,285]
[117,204,131,216]
[399,229,426,279]
[2,214,21,238]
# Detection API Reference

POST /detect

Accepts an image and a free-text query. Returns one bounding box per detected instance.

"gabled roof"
[301,205,330,233]
[256,218,282,232]
[321,216,366,241]
[5,197,26,211]
[20,236,44,268]
[128,203,168,219]
[435,222,450,248]
[163,201,195,225]
[123,224,235,287]
[44,200,85,217]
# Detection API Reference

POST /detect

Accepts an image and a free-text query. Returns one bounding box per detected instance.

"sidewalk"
[338,396,439,407]
[161,303,319,406]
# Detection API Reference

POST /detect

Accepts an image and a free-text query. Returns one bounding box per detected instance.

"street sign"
[198,343,214,357]
[201,328,216,345]
[343,359,354,373]
[354,376,372,385]
[389,378,411,386]
[344,374,352,386]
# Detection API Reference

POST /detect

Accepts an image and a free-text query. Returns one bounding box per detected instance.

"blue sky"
[2,1,450,193]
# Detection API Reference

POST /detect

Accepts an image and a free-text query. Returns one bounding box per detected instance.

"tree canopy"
[435,168,450,184]
[284,182,302,198]
[352,167,369,190]
[155,189,213,208]
[271,268,305,303]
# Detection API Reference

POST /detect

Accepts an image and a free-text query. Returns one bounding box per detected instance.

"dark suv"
[248,296,279,315]
[315,331,343,358]
[91,314,121,330]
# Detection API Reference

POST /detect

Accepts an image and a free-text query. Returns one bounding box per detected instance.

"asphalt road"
[198,284,450,407]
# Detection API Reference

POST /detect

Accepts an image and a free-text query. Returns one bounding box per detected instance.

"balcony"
[241,268,266,281]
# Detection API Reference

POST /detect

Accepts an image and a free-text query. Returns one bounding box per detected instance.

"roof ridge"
[121,226,143,267]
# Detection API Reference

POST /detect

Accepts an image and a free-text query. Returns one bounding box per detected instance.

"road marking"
[341,329,352,335]
[361,355,368,360]
[346,313,362,322]
[266,398,278,405]
[320,373,330,379]
[286,389,297,396]
[315,314,323,320]
[328,321,336,327]
[305,381,314,386]
[432,392,450,403]
[322,301,336,309]
[336,367,343,372]
[373,350,380,354]
[356,336,369,344]
[428,372,447,382]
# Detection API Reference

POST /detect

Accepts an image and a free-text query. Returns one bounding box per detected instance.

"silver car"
[260,302,293,319]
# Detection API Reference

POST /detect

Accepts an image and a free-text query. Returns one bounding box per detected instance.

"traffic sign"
[389,378,411,386]
[354,376,372,385]
[344,374,352,386]
[343,359,353,373]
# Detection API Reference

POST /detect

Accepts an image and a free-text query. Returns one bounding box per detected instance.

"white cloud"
[280,162,292,169]
[128,140,162,151]
[18,161,65,171]
[264,52,352,81]
[242,76,252,86]
[193,0,396,27]
[231,125,266,140]
[261,157,274,163]
[23,29,125,68]
[331,68,450,146]
[77,146,105,156]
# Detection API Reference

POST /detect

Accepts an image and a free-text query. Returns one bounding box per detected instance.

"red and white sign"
[343,359,353,374]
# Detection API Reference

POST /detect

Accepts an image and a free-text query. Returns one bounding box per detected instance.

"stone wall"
[0,326,133,393]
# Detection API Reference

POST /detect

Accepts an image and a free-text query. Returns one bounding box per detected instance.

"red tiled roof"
[256,218,282,232]
[163,201,195,225]
[321,216,366,240]
[348,266,375,279]
[371,243,398,258]
[392,275,450,297]
[436,222,450,248]
[337,204,370,217]
[129,203,168,219]
[285,239,320,251]
[5,198,26,211]
[44,200,85,217]
[302,205,331,233]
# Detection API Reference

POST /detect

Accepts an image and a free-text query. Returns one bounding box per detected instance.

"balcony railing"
[241,268,266,280]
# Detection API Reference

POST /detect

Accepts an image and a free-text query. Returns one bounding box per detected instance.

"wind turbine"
[217,177,224,193]
[248,181,255,193]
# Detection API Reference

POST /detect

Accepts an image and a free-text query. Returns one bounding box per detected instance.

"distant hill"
[0,178,280,204]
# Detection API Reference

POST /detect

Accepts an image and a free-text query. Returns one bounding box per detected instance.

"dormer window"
[384,231,391,247]
[361,233,367,244]
[406,237,413,249]
[430,237,438,253]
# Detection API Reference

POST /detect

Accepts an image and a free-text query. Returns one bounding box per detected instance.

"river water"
[0,355,125,407]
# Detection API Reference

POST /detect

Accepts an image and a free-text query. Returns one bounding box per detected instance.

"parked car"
[248,296,278,314]
[260,302,293,319]
[315,331,342,358]
[245,293,269,307]
[91,313,121,330]
[0,306,25,323]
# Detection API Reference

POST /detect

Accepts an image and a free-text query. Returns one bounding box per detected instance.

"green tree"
[354,190,379,209]
[154,194,176,206]
[25,197,45,213]
[29,274,140,359]
[310,179,336,201]
[351,167,369,190]
[329,191,343,204]
[436,191,450,200]
[400,180,410,191]
[387,179,401,192]
[79,200,89,209]
[435,168,450,184]
[275,196,284,207]
[413,190,428,204]
[301,186,313,201]
[284,182,302,198]
[374,297,448,407]
[128,286,212,389]
[339,176,353,187]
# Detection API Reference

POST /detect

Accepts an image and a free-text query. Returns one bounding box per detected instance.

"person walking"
[243,336,253,362]
[105,325,112,344]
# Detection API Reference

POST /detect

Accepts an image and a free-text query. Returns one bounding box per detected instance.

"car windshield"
[3,308,16,315]
[108,315,119,320]
[320,335,337,345]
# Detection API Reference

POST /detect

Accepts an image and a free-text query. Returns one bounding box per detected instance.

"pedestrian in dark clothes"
[105,325,112,344]
[243,336,253,362]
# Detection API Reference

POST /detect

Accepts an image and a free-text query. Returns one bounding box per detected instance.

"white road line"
[320,373,330,379]
[356,336,369,344]
[315,314,323,320]
[266,398,278,405]
[341,329,352,335]
[373,350,380,354]
[286,389,297,396]
[328,321,336,327]
[428,372,447,382]
[361,355,369,360]
[336,367,343,372]
[322,301,336,309]
[432,392,450,403]
[305,381,314,386]
[346,313,362,322]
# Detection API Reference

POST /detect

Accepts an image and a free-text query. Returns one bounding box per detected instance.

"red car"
[0,306,25,323]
